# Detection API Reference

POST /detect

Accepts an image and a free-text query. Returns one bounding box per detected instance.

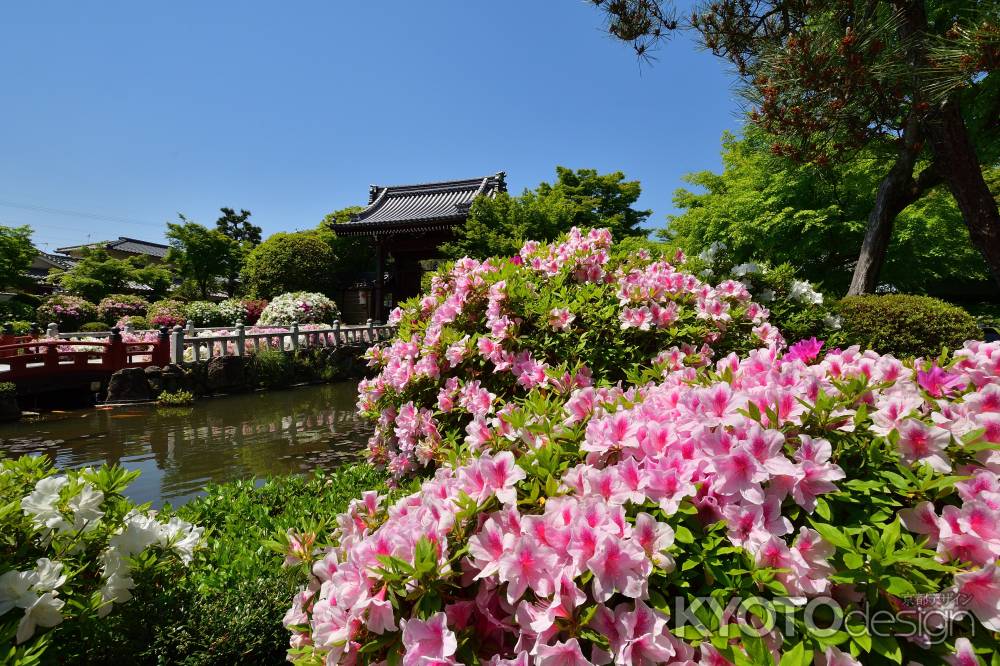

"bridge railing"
[0,320,397,381]
[167,320,395,365]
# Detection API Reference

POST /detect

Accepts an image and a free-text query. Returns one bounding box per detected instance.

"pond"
[0,382,371,508]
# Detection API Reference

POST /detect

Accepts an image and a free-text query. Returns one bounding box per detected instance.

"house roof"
[333,173,506,237]
[57,236,169,258]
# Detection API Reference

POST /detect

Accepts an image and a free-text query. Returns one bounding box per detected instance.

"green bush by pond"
[833,293,981,359]
[62,464,386,665]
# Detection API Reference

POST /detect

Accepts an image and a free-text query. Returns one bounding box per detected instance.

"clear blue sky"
[0,1,744,252]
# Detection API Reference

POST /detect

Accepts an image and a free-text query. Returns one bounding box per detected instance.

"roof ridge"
[371,174,500,192]
[113,236,169,248]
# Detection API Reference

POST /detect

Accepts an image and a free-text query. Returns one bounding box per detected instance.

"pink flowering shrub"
[97,294,150,325]
[360,228,776,479]
[147,300,187,328]
[283,334,1000,665]
[36,295,98,331]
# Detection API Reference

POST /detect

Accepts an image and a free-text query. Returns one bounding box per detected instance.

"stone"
[106,368,153,402]
[144,365,164,393]
[206,356,246,393]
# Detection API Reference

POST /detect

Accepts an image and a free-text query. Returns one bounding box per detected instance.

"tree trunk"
[926,101,1000,290]
[847,115,928,295]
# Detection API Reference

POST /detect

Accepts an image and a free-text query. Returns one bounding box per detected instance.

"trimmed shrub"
[4,320,32,335]
[80,321,109,332]
[834,294,980,358]
[0,294,38,322]
[97,294,150,325]
[241,231,336,298]
[185,301,224,327]
[249,346,294,388]
[147,300,187,328]
[36,295,98,330]
[157,389,194,406]
[258,292,339,326]
[0,381,15,397]
[115,315,149,330]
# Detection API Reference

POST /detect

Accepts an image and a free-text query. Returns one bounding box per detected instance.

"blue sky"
[0,1,744,252]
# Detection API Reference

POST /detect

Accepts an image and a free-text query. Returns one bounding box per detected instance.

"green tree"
[318,206,375,275]
[441,166,651,260]
[589,0,1000,293]
[215,208,262,297]
[165,216,236,299]
[666,128,992,296]
[241,231,337,299]
[0,225,36,290]
[53,248,174,302]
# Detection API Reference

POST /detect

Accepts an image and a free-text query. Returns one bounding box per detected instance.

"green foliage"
[318,206,374,276]
[166,217,237,300]
[0,225,36,290]
[80,321,108,332]
[667,128,991,295]
[249,347,293,388]
[157,389,195,406]
[184,301,224,327]
[241,231,337,299]
[833,294,981,358]
[215,207,261,297]
[3,321,32,335]
[0,294,39,323]
[441,166,651,260]
[0,382,15,397]
[118,315,149,330]
[77,466,386,665]
[54,248,174,302]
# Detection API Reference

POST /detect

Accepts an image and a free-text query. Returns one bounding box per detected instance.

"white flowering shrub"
[218,298,249,326]
[690,241,839,341]
[258,292,340,326]
[0,456,202,663]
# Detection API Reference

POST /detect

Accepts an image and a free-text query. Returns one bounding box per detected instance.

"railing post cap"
[172,324,183,331]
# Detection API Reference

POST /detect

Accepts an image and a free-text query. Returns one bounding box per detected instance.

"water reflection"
[0,382,371,507]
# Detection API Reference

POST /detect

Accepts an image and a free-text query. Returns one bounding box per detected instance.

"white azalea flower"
[731,262,760,277]
[68,484,104,532]
[824,313,843,330]
[21,476,70,533]
[16,592,64,644]
[31,559,66,593]
[0,570,38,616]
[757,289,775,303]
[110,513,161,556]
[789,279,824,305]
[157,517,204,565]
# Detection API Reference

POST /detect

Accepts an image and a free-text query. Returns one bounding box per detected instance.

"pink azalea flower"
[401,612,457,666]
[535,638,592,666]
[951,565,1000,630]
[896,419,952,472]
[917,363,965,397]
[587,534,650,601]
[947,637,983,666]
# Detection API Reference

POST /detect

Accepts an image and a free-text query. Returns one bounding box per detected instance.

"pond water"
[0,382,371,508]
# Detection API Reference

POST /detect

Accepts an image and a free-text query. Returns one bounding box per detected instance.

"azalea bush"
[97,294,149,325]
[685,240,840,342]
[284,335,1000,665]
[185,300,224,327]
[258,292,340,326]
[35,295,98,331]
[218,298,249,326]
[147,299,187,328]
[359,228,773,480]
[242,298,268,326]
[0,456,203,664]
[280,230,999,665]
[115,315,149,330]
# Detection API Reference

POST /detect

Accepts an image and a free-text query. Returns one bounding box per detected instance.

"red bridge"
[0,328,171,394]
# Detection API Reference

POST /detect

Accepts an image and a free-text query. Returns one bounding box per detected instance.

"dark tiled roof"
[37,251,77,271]
[107,237,169,258]
[334,173,506,236]
[57,236,169,258]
